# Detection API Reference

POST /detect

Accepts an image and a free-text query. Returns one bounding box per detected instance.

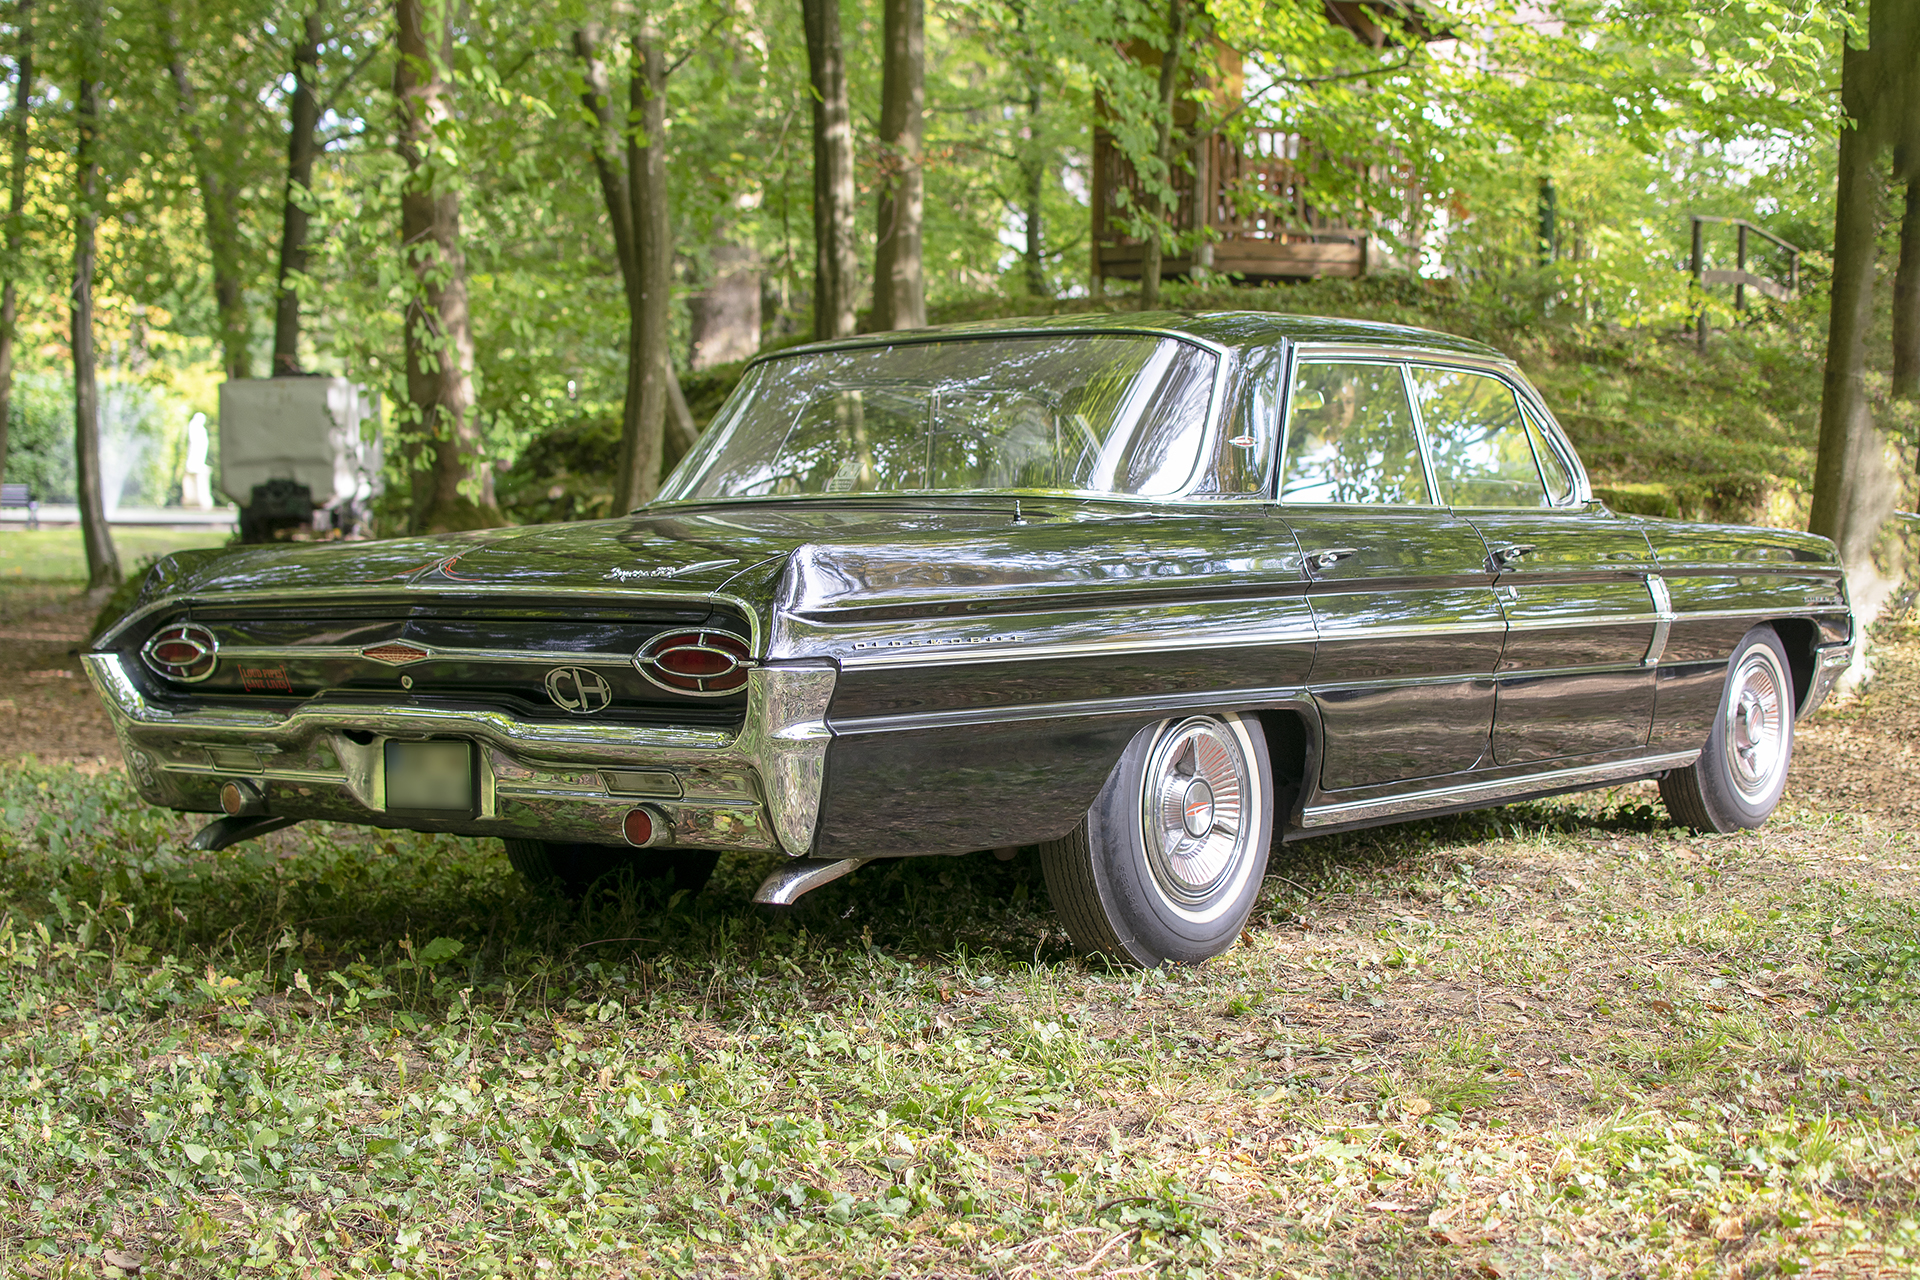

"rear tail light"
[141,622,219,683]
[633,628,754,696]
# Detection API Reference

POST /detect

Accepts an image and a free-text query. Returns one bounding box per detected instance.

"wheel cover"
[1141,717,1254,913]
[1724,645,1788,802]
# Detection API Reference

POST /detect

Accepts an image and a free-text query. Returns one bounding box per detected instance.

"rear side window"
[1279,362,1429,504]
[1409,366,1551,507]
[1522,405,1575,504]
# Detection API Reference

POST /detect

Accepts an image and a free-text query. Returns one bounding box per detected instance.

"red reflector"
[623,807,654,847]
[151,642,202,664]
[658,648,734,677]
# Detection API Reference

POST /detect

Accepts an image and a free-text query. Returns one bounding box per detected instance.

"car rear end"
[86,586,836,858]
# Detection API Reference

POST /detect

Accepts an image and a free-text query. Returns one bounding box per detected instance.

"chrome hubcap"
[1143,717,1252,910]
[1724,646,1787,801]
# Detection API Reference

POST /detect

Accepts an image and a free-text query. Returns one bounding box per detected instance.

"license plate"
[384,740,475,813]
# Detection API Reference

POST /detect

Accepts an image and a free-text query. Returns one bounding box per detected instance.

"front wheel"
[1660,625,1795,833]
[503,839,719,899]
[1040,713,1272,966]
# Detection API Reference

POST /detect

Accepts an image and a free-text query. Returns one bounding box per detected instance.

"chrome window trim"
[1287,343,1593,508]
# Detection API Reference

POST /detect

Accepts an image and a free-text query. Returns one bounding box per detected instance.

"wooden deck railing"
[1092,126,1373,282]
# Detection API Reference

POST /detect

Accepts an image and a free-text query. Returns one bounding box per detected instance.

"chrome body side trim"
[1299,749,1700,828]
[94,584,769,659]
[831,683,1317,736]
[1644,575,1674,667]
[214,643,643,668]
[827,616,1503,671]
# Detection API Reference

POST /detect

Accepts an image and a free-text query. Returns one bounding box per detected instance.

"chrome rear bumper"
[83,653,836,856]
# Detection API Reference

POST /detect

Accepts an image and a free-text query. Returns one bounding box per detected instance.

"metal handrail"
[1689,215,1802,349]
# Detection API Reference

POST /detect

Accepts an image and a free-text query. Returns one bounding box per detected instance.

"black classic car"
[87,313,1855,965]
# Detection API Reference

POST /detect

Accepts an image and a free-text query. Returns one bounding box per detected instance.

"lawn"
[1,598,1917,1276]
[0,528,235,583]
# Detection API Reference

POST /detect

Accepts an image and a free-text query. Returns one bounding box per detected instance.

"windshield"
[659,334,1219,502]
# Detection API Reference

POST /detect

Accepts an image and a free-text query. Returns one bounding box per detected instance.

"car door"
[1274,355,1507,791]
[1408,363,1659,764]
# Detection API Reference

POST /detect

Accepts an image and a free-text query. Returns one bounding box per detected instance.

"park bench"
[0,482,36,529]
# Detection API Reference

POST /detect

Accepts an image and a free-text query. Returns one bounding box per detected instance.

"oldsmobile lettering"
[83,312,1854,967]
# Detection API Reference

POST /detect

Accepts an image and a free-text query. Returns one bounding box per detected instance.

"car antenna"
[1012,498,1029,526]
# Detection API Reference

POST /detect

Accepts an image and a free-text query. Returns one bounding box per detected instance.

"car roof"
[759,309,1508,363]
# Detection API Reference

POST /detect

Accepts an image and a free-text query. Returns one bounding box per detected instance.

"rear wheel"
[1040,713,1272,966]
[1660,625,1795,833]
[503,839,719,899]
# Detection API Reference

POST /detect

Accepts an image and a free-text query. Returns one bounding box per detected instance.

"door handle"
[1488,543,1536,570]
[1305,547,1358,574]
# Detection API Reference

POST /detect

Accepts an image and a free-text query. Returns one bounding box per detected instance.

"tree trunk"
[1138,0,1185,311]
[802,0,856,339]
[0,2,31,490]
[615,24,670,511]
[1020,69,1047,297]
[1894,181,1919,405]
[71,28,118,591]
[163,6,250,381]
[871,0,924,331]
[394,0,498,532]
[1809,42,1897,612]
[272,4,324,376]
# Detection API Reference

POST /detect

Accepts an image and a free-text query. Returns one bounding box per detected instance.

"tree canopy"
[0,0,1887,543]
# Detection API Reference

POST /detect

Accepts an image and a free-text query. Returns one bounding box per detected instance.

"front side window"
[660,335,1218,501]
[1278,361,1429,504]
[1411,367,1553,508]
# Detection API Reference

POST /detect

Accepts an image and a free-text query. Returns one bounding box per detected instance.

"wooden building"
[1091,4,1425,288]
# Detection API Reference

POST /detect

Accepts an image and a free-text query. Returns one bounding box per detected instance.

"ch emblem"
[544,666,613,715]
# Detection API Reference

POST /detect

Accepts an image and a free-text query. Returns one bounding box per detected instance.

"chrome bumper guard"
[1798,639,1854,721]
[83,654,837,857]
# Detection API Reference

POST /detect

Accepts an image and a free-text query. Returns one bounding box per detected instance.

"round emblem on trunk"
[544,666,613,714]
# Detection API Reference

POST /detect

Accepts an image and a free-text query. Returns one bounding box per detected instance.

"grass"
[3,749,1918,1276]
[0,528,235,583]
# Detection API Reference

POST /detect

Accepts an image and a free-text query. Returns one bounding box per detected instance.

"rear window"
[660,335,1219,501]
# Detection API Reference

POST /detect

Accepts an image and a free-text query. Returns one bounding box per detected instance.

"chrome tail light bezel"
[140,622,220,683]
[632,627,755,697]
